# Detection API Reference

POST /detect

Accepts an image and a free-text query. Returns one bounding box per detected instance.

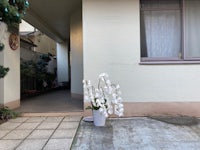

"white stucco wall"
[83,0,200,102]
[70,8,83,95]
[0,41,4,104]
[0,23,20,105]
[57,42,69,83]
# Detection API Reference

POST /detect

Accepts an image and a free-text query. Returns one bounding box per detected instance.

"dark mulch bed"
[150,116,199,126]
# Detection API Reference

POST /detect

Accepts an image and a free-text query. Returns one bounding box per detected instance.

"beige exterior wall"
[0,22,20,108]
[82,0,200,103]
[34,33,56,55]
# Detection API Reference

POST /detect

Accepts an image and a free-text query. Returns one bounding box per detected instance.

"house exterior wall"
[70,8,83,97]
[34,33,56,56]
[0,22,20,108]
[20,20,56,56]
[20,47,40,62]
[83,0,200,116]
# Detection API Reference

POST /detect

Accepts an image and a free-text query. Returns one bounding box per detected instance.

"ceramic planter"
[93,110,106,126]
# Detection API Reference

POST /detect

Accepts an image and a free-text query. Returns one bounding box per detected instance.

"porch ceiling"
[24,0,82,43]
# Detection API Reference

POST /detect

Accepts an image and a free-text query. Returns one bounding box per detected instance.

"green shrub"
[0,106,20,120]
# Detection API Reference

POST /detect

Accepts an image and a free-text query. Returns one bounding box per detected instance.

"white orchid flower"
[83,73,124,117]
[116,84,120,89]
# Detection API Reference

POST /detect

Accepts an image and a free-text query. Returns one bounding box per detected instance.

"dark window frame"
[140,0,200,63]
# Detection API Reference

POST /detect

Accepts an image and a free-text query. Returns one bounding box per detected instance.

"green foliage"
[20,60,36,77]
[0,65,9,78]
[0,0,29,24]
[0,43,5,51]
[21,53,56,91]
[86,106,93,110]
[0,106,20,120]
[20,54,49,80]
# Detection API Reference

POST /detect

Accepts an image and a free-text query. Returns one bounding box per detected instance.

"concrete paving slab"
[43,139,72,150]
[8,117,29,123]
[26,117,47,123]
[15,90,83,113]
[71,117,200,150]
[3,130,32,140]
[0,140,22,150]
[44,117,64,122]
[27,129,54,139]
[0,116,81,150]
[16,139,48,150]
[16,123,40,130]
[0,130,10,139]
[63,116,82,122]
[0,122,21,130]
[51,129,77,139]
[58,122,79,129]
[37,122,60,130]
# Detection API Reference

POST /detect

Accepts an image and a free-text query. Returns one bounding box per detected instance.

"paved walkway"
[72,117,200,150]
[15,90,83,113]
[2,116,200,150]
[0,116,81,150]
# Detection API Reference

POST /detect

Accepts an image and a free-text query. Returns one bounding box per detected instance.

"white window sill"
[140,61,200,65]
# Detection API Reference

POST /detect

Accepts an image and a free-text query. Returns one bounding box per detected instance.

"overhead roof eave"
[24,8,64,43]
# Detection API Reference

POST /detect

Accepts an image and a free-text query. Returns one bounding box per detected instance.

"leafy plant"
[0,0,29,24]
[0,65,9,78]
[20,60,36,77]
[0,105,20,120]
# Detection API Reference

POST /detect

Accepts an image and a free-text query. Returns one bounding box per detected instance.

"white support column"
[0,22,20,108]
[57,42,69,84]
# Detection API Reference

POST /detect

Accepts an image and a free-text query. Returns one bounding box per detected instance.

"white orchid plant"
[83,73,124,117]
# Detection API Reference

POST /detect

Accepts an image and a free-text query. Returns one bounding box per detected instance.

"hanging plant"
[0,21,7,51]
[0,0,29,25]
[0,65,9,78]
[0,43,4,51]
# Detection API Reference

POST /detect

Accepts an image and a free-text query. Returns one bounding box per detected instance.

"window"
[140,0,200,62]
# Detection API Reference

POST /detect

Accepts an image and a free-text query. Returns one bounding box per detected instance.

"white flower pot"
[93,110,106,126]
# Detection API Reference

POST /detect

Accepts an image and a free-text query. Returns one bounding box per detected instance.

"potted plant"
[83,73,124,126]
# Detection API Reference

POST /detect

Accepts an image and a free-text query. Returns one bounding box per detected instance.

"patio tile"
[51,129,77,139]
[0,130,11,139]
[26,117,46,123]
[0,122,21,130]
[58,122,79,129]
[9,117,29,123]
[17,123,40,130]
[43,139,71,150]
[44,117,64,122]
[37,122,60,130]
[27,130,54,139]
[16,139,48,150]
[63,116,82,122]
[3,130,32,140]
[0,140,22,150]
